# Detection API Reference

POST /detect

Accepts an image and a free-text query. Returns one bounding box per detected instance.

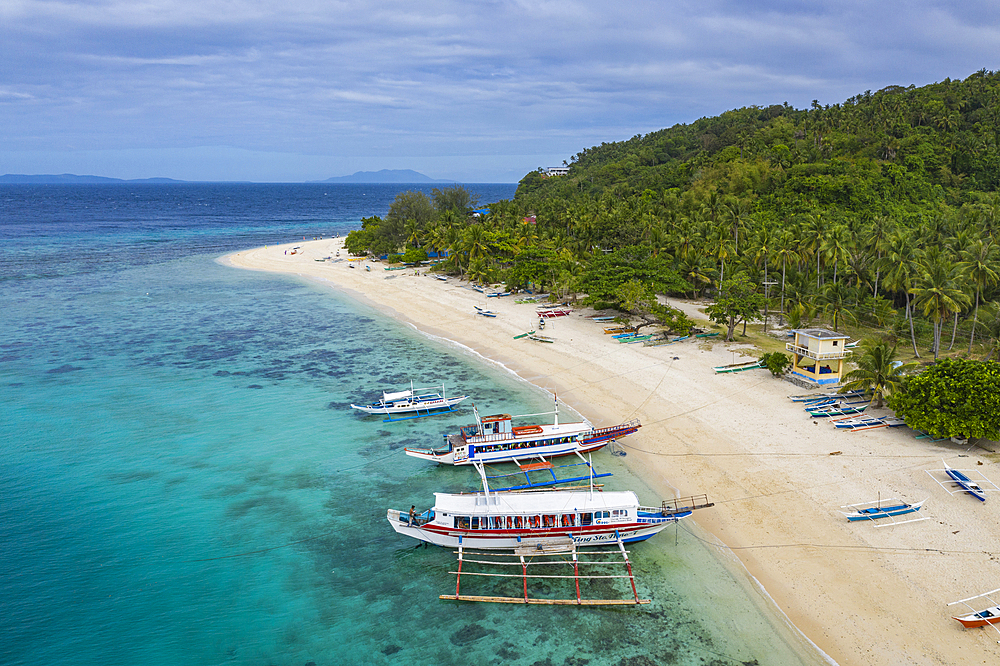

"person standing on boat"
[409,506,416,525]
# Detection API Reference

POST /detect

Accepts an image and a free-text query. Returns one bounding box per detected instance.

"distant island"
[0,174,185,184]
[316,169,453,184]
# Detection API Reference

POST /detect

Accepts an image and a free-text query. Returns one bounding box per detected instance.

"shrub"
[760,351,792,376]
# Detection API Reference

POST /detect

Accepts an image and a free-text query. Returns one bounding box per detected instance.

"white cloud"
[1,0,998,180]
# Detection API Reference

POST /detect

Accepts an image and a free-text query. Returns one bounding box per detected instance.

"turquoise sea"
[0,184,827,666]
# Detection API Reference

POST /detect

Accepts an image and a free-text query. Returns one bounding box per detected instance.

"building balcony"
[786,342,849,361]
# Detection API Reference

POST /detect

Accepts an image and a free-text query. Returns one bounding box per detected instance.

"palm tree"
[840,337,919,408]
[911,252,971,360]
[772,230,799,320]
[817,282,857,332]
[959,239,1000,352]
[880,228,921,357]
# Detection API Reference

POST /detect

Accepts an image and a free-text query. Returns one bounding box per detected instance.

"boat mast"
[473,403,483,436]
[553,393,559,427]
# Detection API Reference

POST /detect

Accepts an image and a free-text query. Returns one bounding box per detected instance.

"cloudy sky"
[2,1,997,182]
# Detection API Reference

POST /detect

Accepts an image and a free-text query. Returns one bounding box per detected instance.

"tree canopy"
[889,358,1000,441]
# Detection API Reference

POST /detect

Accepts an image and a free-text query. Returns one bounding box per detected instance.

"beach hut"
[785,328,850,385]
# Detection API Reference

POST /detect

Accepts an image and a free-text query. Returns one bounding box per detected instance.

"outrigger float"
[350,382,468,422]
[404,400,640,465]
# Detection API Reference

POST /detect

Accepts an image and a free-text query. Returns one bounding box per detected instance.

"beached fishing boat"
[952,605,1000,628]
[603,326,635,335]
[527,333,555,343]
[788,389,866,402]
[474,306,498,317]
[512,330,535,339]
[387,487,710,550]
[538,309,571,318]
[713,360,764,373]
[831,416,885,429]
[949,588,1000,629]
[351,382,468,419]
[840,497,926,522]
[945,464,988,502]
[404,402,640,466]
[807,402,867,417]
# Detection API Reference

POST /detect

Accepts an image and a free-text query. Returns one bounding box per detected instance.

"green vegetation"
[889,358,1000,440]
[760,352,792,377]
[839,337,918,407]
[347,71,1000,363]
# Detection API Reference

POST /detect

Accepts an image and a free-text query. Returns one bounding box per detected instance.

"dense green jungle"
[346,69,1000,390]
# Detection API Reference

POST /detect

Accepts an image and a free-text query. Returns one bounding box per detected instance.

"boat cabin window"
[580,513,593,526]
[490,516,504,529]
[471,517,480,529]
[612,509,628,519]
[513,516,523,529]
[561,514,576,527]
[455,516,470,529]
[542,514,557,528]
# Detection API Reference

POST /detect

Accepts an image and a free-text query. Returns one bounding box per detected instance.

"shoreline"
[225,238,1000,666]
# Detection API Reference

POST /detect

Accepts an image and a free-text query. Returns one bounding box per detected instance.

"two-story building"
[785,328,850,385]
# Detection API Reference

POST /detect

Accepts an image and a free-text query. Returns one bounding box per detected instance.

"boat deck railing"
[639,494,714,517]
[785,343,849,360]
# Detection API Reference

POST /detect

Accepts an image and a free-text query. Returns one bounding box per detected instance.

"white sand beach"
[227,238,1000,666]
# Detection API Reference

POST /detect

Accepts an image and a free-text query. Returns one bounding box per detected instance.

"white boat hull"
[388,488,697,549]
[387,515,675,548]
[351,394,468,415]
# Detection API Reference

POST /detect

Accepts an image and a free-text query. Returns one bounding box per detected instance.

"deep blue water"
[0,184,822,666]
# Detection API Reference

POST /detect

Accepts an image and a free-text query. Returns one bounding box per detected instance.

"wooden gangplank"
[442,536,650,605]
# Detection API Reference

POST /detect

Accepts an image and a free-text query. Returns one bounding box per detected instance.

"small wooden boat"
[832,416,885,429]
[694,332,719,338]
[538,309,571,318]
[474,306,498,318]
[808,403,867,418]
[713,360,764,374]
[952,605,1000,628]
[589,316,616,322]
[945,464,987,502]
[840,498,926,522]
[604,326,635,335]
[528,333,555,343]
[788,390,866,402]
[949,588,1000,628]
[512,330,535,339]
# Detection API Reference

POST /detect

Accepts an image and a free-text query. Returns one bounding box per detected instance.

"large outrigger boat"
[403,401,640,465]
[388,462,710,550]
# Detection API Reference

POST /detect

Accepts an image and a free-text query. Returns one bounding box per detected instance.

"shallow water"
[1,184,826,665]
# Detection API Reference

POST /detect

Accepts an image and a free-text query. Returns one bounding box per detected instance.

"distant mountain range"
[0,169,453,184]
[316,169,453,183]
[0,174,185,184]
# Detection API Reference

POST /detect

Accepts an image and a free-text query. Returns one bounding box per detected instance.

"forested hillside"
[347,69,1000,363]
